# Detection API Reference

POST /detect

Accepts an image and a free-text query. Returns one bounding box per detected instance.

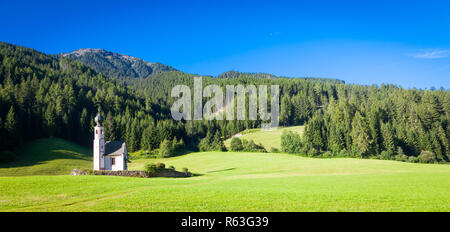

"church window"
[111,158,115,165]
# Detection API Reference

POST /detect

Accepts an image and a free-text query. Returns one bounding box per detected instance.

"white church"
[93,113,129,171]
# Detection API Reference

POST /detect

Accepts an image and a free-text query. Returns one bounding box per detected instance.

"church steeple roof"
[94,113,103,126]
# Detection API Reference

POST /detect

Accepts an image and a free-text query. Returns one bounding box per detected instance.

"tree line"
[0,42,448,164]
[281,85,449,163]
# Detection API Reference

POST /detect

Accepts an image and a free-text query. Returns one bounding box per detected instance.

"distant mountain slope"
[217,70,277,79]
[57,48,176,78]
[217,70,345,84]
[57,48,343,84]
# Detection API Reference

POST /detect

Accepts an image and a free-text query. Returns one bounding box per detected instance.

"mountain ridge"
[56,47,344,83]
[56,48,177,79]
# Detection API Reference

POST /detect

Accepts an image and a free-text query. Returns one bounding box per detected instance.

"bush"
[350,146,362,158]
[80,168,95,175]
[230,137,244,151]
[395,154,408,162]
[307,147,319,156]
[269,147,280,153]
[281,130,303,154]
[322,151,333,157]
[337,149,349,157]
[156,162,165,169]
[380,150,393,160]
[418,150,437,163]
[181,167,192,177]
[242,139,266,152]
[168,165,175,170]
[144,163,158,175]
[407,156,418,163]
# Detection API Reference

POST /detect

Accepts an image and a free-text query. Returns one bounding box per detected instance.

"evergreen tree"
[159,139,173,157]
[141,125,153,150]
[304,111,326,151]
[350,111,371,157]
[5,106,21,150]
[212,132,226,151]
[381,121,396,155]
[230,137,244,151]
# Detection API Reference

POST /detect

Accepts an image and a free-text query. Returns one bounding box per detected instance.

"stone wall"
[153,168,190,177]
[71,168,191,178]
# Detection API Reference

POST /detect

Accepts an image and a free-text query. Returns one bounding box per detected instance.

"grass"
[1,151,449,211]
[0,138,91,176]
[224,125,304,150]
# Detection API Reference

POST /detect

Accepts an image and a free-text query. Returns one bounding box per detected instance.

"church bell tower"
[93,113,105,170]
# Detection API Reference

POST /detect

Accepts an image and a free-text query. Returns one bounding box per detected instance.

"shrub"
[144,163,158,175]
[182,167,192,177]
[245,139,257,151]
[230,137,244,151]
[322,151,333,157]
[407,156,418,163]
[307,147,319,156]
[380,150,393,160]
[156,162,165,169]
[337,149,349,157]
[168,165,175,170]
[80,168,95,175]
[350,146,362,158]
[243,139,266,152]
[418,150,437,163]
[269,147,279,153]
[281,130,303,154]
[395,154,408,162]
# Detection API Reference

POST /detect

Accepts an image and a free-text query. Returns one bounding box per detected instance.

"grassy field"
[0,138,91,176]
[224,125,304,150]
[1,150,449,211]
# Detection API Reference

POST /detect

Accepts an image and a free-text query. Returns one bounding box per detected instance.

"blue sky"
[1,0,449,89]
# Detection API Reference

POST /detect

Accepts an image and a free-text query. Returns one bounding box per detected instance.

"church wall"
[111,155,124,171]
[104,156,112,170]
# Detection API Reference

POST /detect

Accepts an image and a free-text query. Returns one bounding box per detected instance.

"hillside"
[0,42,170,158]
[1,151,449,211]
[0,138,91,176]
[224,126,304,151]
[217,70,345,83]
[57,48,176,78]
[0,42,448,164]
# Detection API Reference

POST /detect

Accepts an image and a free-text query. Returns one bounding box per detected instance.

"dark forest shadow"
[0,138,91,169]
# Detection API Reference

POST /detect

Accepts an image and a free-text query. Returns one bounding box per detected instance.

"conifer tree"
[381,121,396,155]
[350,111,371,157]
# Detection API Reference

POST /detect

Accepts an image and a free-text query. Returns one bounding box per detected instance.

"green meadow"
[1,140,449,211]
[224,125,304,150]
